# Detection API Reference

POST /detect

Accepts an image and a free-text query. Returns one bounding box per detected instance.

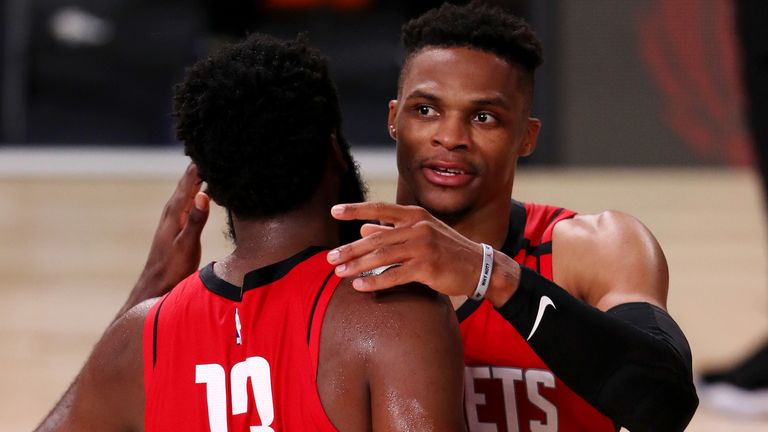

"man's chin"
[417,200,472,226]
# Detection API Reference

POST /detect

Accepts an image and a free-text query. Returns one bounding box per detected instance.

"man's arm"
[35,300,154,431]
[495,211,697,431]
[318,280,467,431]
[328,202,697,431]
[36,164,210,429]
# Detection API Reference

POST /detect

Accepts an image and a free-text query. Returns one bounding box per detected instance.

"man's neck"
[216,204,340,286]
[447,200,511,250]
[396,184,512,249]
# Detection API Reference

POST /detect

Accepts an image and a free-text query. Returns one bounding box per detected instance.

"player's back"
[143,247,339,431]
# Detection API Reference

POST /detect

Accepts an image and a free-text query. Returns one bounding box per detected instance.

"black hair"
[174,33,365,234]
[400,1,542,104]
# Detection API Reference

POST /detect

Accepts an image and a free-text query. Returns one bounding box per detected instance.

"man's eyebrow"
[404,90,512,111]
[404,89,440,102]
[471,95,512,110]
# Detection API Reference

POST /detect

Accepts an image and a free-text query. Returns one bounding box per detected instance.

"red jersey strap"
[522,202,577,278]
[142,294,168,397]
[307,271,342,378]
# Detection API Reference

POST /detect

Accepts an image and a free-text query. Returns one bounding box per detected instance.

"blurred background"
[1,0,766,430]
[0,0,752,162]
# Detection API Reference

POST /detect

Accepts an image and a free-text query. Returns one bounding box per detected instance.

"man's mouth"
[421,162,475,187]
[431,166,467,176]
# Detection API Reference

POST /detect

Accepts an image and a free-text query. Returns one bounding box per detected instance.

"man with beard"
[35,33,465,431]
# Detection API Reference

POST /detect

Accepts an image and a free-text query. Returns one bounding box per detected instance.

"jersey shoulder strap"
[142,293,169,395]
[501,200,577,278]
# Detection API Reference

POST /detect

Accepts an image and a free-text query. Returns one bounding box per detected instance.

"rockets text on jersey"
[465,366,558,432]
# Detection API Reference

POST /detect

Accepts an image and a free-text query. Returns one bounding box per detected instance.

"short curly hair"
[174,33,364,221]
[400,1,542,106]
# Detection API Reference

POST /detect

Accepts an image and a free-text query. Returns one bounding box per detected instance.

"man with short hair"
[328,3,698,431]
[35,33,466,431]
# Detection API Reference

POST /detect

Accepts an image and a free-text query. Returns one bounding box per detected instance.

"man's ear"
[387,100,398,140]
[330,132,348,172]
[518,118,541,157]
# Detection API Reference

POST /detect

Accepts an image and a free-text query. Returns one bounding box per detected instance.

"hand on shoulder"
[328,202,485,298]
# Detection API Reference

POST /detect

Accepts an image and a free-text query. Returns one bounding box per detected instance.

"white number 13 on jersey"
[195,356,275,432]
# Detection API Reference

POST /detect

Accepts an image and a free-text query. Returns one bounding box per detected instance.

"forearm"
[495,267,698,431]
[34,379,77,432]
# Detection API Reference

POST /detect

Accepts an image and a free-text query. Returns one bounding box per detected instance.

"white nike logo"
[526,296,555,341]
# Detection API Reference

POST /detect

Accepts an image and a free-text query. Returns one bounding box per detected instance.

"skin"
[36,152,467,431]
[327,46,668,313]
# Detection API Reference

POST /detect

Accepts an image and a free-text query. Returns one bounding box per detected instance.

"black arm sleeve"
[496,267,698,431]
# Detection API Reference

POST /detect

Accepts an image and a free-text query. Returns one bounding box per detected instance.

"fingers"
[360,223,391,237]
[165,163,203,225]
[331,202,430,226]
[333,241,412,280]
[178,192,210,245]
[328,226,417,276]
[351,264,412,292]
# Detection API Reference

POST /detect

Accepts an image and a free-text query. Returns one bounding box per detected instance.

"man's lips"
[421,161,476,187]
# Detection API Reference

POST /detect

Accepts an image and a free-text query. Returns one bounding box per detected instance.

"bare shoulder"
[318,279,465,431]
[325,278,458,351]
[555,210,657,248]
[552,210,669,311]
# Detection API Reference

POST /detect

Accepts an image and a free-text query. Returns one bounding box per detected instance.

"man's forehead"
[405,46,515,71]
[400,47,523,103]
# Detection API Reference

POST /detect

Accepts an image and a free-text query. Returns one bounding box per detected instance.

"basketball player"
[35,34,466,431]
[325,3,699,431]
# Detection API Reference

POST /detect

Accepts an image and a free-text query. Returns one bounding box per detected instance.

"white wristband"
[471,243,494,301]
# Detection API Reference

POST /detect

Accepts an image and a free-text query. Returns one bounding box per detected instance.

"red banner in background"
[638,0,752,166]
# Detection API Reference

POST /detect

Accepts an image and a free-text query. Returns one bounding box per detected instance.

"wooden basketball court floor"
[1,149,767,431]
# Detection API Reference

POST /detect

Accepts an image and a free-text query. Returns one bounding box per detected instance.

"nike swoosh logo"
[526,296,555,341]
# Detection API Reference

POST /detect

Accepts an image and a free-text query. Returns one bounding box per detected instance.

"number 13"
[195,356,275,432]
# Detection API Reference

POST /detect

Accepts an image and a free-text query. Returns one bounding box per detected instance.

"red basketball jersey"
[143,247,340,432]
[457,201,617,432]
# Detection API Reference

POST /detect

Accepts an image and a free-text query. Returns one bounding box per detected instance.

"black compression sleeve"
[496,267,698,431]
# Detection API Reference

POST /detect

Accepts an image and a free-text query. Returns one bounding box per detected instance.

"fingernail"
[335,264,346,274]
[353,278,365,290]
[194,192,209,211]
[331,205,345,216]
[327,249,340,263]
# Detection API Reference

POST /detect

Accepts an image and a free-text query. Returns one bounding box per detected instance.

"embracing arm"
[35,300,154,431]
[328,203,697,431]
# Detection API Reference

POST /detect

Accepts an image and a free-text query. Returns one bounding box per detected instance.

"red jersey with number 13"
[143,247,340,431]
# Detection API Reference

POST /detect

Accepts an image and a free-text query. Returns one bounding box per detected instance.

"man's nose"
[432,115,471,150]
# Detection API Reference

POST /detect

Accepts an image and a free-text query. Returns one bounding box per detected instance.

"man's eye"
[474,112,496,124]
[417,105,436,116]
